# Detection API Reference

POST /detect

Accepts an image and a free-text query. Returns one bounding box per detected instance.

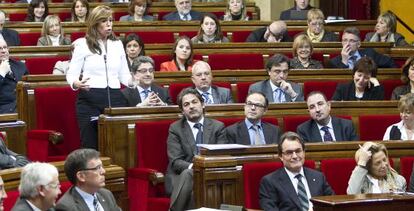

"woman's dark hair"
[128,0,152,16]
[123,33,145,56]
[171,36,194,70]
[352,56,378,77]
[71,0,90,22]
[26,0,49,22]
[400,56,414,84]
[195,13,224,41]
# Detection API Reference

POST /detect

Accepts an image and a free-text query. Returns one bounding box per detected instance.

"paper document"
[197,144,249,150]
[325,19,357,24]
[187,207,229,211]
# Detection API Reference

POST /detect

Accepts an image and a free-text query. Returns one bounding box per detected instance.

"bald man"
[246,21,292,42]
[191,61,233,104]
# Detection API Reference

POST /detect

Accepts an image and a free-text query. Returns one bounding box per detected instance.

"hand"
[280,80,297,98]
[369,77,380,87]
[341,44,352,65]
[139,92,166,106]
[73,77,90,90]
[357,144,372,167]
[0,59,11,77]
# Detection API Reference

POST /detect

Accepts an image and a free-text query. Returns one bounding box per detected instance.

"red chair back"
[304,80,345,100]
[283,115,309,133]
[24,56,70,74]
[236,81,254,103]
[320,158,356,195]
[152,54,172,71]
[400,156,414,187]
[208,53,264,70]
[381,79,404,100]
[359,114,400,141]
[232,31,253,42]
[168,83,193,105]
[19,32,41,46]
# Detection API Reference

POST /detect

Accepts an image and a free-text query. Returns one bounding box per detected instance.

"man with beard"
[163,0,202,21]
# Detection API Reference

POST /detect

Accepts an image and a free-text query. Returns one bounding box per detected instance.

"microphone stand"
[104,54,112,108]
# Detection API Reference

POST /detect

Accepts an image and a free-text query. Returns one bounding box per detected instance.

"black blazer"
[0,136,29,170]
[121,84,172,106]
[329,48,397,68]
[162,10,203,21]
[331,81,384,101]
[246,27,293,42]
[259,167,334,211]
[297,116,359,142]
[225,120,282,145]
[1,28,20,46]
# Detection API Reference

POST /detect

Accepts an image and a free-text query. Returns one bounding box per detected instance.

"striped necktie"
[202,92,211,104]
[321,126,333,142]
[295,174,309,211]
[93,195,100,211]
[252,125,262,145]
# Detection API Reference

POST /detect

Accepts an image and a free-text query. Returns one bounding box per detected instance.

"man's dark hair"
[177,88,204,110]
[131,56,155,74]
[306,91,328,102]
[277,131,305,155]
[343,27,360,40]
[246,92,269,108]
[265,54,290,71]
[64,148,100,185]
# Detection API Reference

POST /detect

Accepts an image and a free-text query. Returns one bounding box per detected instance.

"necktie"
[93,195,100,211]
[321,126,333,142]
[183,14,189,21]
[349,55,357,69]
[142,89,150,100]
[273,88,284,103]
[202,92,211,104]
[194,123,203,154]
[252,125,262,145]
[295,174,309,211]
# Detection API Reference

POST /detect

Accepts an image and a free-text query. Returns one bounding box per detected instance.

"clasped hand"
[0,59,11,77]
[140,92,166,106]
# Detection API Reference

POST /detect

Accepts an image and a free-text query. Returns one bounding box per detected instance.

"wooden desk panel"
[0,114,26,154]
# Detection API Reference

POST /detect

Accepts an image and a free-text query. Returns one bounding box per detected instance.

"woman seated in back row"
[347,141,406,194]
[332,57,384,101]
[304,8,339,43]
[25,0,48,22]
[37,15,71,46]
[191,13,229,44]
[69,0,89,22]
[391,56,414,100]
[160,36,197,71]
[120,0,154,22]
[289,34,323,69]
[221,0,249,21]
[383,93,414,140]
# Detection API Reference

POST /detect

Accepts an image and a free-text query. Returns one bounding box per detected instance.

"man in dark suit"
[280,0,314,20]
[55,149,120,211]
[191,61,233,104]
[12,163,61,211]
[166,88,227,211]
[297,91,358,142]
[0,135,29,170]
[163,0,202,21]
[248,54,304,103]
[329,27,397,68]
[226,92,281,145]
[246,21,292,42]
[0,38,28,114]
[122,56,171,106]
[0,10,20,46]
[259,131,334,211]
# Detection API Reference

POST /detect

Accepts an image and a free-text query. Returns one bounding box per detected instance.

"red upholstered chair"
[9,13,26,21]
[55,12,71,22]
[400,156,414,187]
[26,87,80,162]
[303,80,345,100]
[208,53,265,70]
[178,31,198,39]
[19,32,41,46]
[231,31,253,42]
[152,54,172,71]
[168,82,192,105]
[136,31,175,44]
[283,115,309,133]
[287,30,302,39]
[69,32,86,42]
[128,119,176,211]
[320,158,356,195]
[381,79,404,100]
[236,81,254,103]
[358,114,400,141]
[113,11,129,21]
[24,56,70,75]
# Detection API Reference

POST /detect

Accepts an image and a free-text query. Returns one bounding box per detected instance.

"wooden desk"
[311,193,414,211]
[0,114,26,154]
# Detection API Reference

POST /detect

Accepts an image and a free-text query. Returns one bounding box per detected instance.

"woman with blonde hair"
[383,93,414,140]
[221,0,249,21]
[37,15,71,46]
[305,8,338,42]
[66,5,131,149]
[289,34,323,69]
[347,141,406,194]
[191,13,229,44]
[364,11,408,46]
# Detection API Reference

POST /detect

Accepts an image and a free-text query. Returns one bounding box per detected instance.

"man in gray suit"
[191,60,233,104]
[55,149,120,211]
[248,54,304,103]
[259,131,334,210]
[297,91,358,142]
[12,162,61,211]
[163,0,202,21]
[225,92,281,145]
[166,88,227,211]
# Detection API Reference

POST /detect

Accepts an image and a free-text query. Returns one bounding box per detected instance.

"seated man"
[191,61,233,104]
[259,131,334,210]
[297,91,358,142]
[248,54,304,103]
[166,88,227,211]
[329,27,397,68]
[56,149,120,210]
[0,134,30,170]
[225,92,281,145]
[0,10,20,46]
[246,21,292,42]
[163,0,202,21]
[122,56,171,106]
[12,162,61,211]
[0,38,28,114]
[280,0,314,20]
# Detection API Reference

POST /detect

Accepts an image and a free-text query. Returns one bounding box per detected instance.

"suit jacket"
[121,84,172,106]
[11,197,55,211]
[1,28,20,46]
[209,85,233,104]
[279,6,314,20]
[329,48,397,68]
[165,117,227,194]
[331,81,384,101]
[0,58,29,114]
[0,136,29,170]
[119,14,155,21]
[162,10,203,21]
[297,116,358,142]
[248,79,304,103]
[246,27,292,42]
[55,186,120,211]
[259,167,334,211]
[225,120,282,145]
[37,36,71,46]
[391,84,410,100]
[364,32,408,47]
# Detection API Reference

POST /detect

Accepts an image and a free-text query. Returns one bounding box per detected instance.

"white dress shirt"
[75,187,104,211]
[66,38,131,90]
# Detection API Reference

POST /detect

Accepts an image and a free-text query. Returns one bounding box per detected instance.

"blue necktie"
[295,174,309,211]
[251,125,262,145]
[142,89,150,100]
[349,55,357,69]
[194,123,203,154]
[183,14,189,21]
[321,126,333,142]
[273,88,284,103]
[202,92,211,104]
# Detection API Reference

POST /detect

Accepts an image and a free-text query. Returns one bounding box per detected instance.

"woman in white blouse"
[383,93,414,140]
[37,15,71,46]
[66,5,131,149]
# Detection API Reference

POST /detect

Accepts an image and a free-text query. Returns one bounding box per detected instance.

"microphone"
[104,54,112,108]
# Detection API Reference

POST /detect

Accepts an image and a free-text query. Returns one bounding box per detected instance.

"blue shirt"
[245,118,265,145]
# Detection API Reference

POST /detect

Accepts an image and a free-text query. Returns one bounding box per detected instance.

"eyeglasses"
[46,182,61,190]
[310,21,324,27]
[80,164,104,172]
[137,68,154,74]
[282,148,303,157]
[245,101,265,109]
[342,39,359,44]
[0,46,8,51]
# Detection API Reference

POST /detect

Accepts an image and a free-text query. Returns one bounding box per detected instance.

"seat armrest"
[27,130,63,145]
[128,168,165,186]
[26,130,63,161]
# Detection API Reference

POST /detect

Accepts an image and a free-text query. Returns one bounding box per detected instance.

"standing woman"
[25,0,49,22]
[120,0,154,22]
[66,5,131,149]
[289,34,323,69]
[222,0,249,21]
[191,13,229,44]
[160,36,196,72]
[37,15,71,46]
[70,0,89,22]
[123,33,145,71]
